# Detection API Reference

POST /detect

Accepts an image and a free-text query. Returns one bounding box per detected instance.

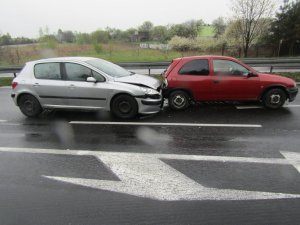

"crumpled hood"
[114,74,161,90]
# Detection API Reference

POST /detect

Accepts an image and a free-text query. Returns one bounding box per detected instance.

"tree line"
[1,0,300,57]
[0,33,35,46]
[35,19,204,45]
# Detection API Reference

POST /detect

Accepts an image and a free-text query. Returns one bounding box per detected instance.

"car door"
[33,62,67,107]
[211,59,261,100]
[173,59,213,101]
[63,62,109,109]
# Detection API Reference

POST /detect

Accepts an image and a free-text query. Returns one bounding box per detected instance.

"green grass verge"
[199,26,215,37]
[0,77,13,87]
[273,72,300,82]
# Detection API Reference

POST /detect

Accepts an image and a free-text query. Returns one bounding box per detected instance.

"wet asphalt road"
[0,86,300,225]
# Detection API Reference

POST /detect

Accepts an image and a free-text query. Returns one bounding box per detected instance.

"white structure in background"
[140,43,172,50]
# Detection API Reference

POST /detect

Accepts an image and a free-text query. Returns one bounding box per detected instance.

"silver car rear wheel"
[18,94,42,117]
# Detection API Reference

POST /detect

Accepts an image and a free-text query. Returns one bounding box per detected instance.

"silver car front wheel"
[111,94,138,119]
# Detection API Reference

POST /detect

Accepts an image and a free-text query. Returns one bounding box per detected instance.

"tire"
[262,88,287,109]
[18,94,42,117]
[111,95,138,119]
[168,91,190,110]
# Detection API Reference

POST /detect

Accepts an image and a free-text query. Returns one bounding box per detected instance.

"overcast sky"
[0,0,283,38]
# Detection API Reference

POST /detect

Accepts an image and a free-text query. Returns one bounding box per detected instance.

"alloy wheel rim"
[24,100,34,113]
[173,95,185,108]
[119,101,131,114]
[270,94,281,105]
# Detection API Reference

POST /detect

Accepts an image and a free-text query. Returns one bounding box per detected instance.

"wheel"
[18,94,42,117]
[262,88,287,109]
[168,91,190,110]
[111,95,138,119]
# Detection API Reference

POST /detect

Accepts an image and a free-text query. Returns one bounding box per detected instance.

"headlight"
[140,87,158,95]
[139,87,161,99]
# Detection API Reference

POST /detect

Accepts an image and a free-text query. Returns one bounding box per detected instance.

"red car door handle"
[213,80,220,84]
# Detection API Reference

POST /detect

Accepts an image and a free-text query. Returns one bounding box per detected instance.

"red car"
[164,56,298,110]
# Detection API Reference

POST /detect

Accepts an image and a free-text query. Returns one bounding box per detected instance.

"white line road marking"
[0,122,25,126]
[236,105,300,110]
[0,147,299,201]
[285,105,300,108]
[0,120,7,123]
[236,106,264,110]
[69,121,262,128]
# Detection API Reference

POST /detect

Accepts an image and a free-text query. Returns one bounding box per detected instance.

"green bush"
[168,36,194,51]
[39,35,57,49]
[93,43,103,54]
[168,36,227,52]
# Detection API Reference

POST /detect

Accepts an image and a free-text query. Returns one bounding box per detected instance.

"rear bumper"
[287,87,298,102]
[11,93,18,106]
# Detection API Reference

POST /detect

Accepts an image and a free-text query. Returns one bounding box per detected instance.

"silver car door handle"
[33,83,40,87]
[69,84,75,88]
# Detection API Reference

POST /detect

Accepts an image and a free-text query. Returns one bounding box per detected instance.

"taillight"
[12,82,18,89]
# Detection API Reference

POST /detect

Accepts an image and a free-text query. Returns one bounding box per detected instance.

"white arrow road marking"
[69,121,262,128]
[0,147,299,201]
[281,151,300,173]
[44,152,300,201]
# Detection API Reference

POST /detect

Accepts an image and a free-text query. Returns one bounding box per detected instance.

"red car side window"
[179,59,209,76]
[213,60,249,76]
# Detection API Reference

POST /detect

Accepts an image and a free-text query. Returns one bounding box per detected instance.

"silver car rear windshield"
[86,59,131,78]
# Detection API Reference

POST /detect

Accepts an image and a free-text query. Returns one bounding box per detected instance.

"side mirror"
[247,72,258,77]
[87,77,97,83]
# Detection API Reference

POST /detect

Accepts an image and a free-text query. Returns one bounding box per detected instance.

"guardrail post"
[148,67,151,76]
[270,66,273,73]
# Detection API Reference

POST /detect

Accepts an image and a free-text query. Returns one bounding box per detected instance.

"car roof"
[29,57,98,64]
[180,55,238,61]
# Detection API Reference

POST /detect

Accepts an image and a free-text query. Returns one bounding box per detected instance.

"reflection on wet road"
[0,87,300,225]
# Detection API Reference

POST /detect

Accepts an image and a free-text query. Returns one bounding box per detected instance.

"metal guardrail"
[0,67,22,77]
[0,58,300,77]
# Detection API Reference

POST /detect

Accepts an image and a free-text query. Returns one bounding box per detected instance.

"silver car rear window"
[34,63,62,80]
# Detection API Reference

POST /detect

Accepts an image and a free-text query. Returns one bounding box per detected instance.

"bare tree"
[212,17,226,38]
[231,0,275,57]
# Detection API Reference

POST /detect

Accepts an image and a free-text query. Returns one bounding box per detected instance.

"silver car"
[11,57,164,119]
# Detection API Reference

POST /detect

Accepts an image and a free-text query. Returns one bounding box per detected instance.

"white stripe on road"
[69,121,262,128]
[0,147,290,165]
[236,105,300,110]
[0,120,7,123]
[236,106,264,110]
[285,105,300,108]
